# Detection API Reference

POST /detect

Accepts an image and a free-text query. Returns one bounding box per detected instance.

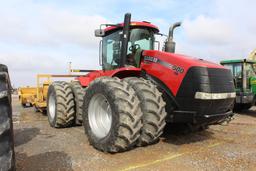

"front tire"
[124,77,167,146]
[83,77,143,153]
[47,81,75,128]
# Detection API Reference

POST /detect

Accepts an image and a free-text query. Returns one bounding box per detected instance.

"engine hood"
[142,50,225,69]
[141,50,230,96]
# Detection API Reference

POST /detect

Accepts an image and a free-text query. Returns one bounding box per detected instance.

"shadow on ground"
[161,123,214,145]
[16,151,73,171]
[236,108,256,118]
[14,128,40,147]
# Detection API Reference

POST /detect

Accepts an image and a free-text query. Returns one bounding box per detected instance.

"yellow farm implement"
[19,74,81,113]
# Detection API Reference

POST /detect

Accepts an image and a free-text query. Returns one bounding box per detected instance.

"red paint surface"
[141,50,225,95]
[77,50,227,96]
[77,67,141,87]
[104,21,159,33]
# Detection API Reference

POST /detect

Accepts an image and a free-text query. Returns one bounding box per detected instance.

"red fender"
[77,67,141,87]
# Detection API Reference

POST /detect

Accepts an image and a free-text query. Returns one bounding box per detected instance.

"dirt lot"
[12,95,256,171]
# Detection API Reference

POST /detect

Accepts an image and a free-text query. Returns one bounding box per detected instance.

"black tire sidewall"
[71,83,80,122]
[0,64,15,170]
[70,82,84,125]
[47,85,57,127]
[83,81,119,151]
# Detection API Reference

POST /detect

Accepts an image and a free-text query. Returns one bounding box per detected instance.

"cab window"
[102,31,122,70]
[223,63,242,78]
[233,63,242,78]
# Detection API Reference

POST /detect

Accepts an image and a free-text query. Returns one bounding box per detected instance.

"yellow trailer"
[18,86,37,107]
[19,74,81,113]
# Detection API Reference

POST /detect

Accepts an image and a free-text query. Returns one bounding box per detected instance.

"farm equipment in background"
[248,49,256,61]
[18,86,37,107]
[221,59,256,110]
[19,74,84,113]
[45,13,235,153]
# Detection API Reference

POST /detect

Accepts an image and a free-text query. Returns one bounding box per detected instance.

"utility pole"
[68,62,72,75]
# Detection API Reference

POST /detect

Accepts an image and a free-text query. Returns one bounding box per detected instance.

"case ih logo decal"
[144,56,184,74]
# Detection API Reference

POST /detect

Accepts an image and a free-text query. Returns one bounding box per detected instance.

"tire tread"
[124,77,167,146]
[83,77,143,153]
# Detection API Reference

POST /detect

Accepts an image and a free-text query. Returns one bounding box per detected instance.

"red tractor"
[46,13,235,153]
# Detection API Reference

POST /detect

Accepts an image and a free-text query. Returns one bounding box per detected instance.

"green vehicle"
[220,59,256,110]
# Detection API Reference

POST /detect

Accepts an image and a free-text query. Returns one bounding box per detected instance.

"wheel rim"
[48,92,56,121]
[88,94,112,139]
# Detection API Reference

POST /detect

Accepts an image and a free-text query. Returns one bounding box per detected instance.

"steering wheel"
[129,44,140,52]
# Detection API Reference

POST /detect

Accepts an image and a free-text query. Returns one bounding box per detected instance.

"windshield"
[102,28,155,70]
[127,28,154,53]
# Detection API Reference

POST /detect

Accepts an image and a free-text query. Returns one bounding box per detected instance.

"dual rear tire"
[47,81,76,128]
[47,81,85,128]
[70,82,85,125]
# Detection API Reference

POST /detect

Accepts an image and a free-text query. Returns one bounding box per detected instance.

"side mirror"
[95,29,105,37]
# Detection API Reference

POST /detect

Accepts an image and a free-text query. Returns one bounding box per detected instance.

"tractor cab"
[95,13,181,74]
[221,59,256,110]
[96,21,159,70]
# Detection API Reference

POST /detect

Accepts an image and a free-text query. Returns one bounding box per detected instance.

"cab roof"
[104,21,159,33]
[220,59,256,64]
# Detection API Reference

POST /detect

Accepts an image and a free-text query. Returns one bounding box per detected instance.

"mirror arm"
[99,40,103,66]
[156,32,167,37]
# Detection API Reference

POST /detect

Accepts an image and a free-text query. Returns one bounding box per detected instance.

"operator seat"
[126,48,143,68]
[134,48,143,67]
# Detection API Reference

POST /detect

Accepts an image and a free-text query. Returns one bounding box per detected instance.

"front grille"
[175,67,235,115]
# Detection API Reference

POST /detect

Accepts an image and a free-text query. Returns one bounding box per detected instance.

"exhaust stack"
[164,22,181,53]
[120,13,131,67]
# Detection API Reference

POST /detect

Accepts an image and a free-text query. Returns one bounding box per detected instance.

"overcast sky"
[0,0,255,87]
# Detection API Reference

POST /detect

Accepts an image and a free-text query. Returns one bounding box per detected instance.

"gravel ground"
[12,95,256,171]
